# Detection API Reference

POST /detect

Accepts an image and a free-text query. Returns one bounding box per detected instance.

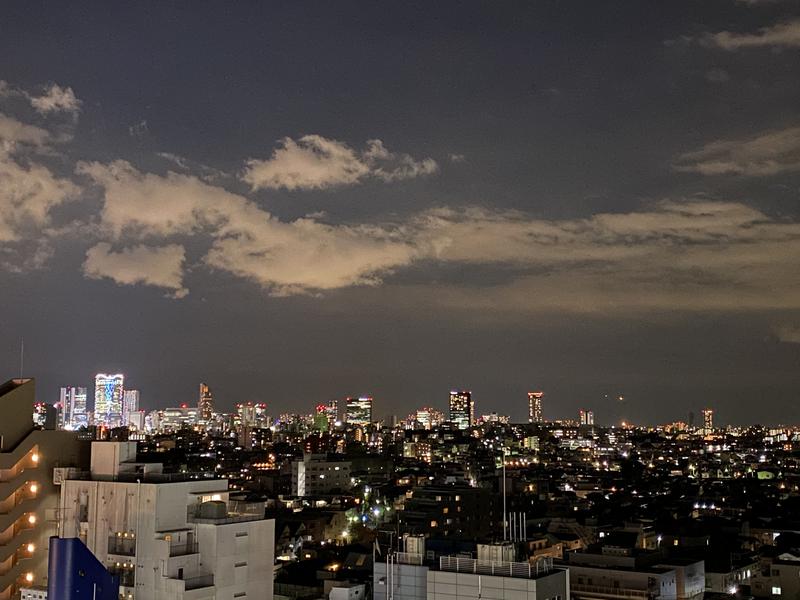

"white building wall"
[59,475,273,600]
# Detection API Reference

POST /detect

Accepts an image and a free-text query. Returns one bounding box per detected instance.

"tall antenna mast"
[19,338,24,379]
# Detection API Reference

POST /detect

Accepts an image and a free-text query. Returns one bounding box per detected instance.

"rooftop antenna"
[19,338,24,379]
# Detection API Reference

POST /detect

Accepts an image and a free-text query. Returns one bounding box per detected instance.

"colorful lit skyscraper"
[449,390,474,429]
[345,397,373,426]
[198,383,213,420]
[59,386,88,430]
[528,391,544,423]
[94,373,124,428]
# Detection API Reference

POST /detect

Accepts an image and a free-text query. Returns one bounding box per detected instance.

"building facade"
[528,392,544,424]
[345,397,372,427]
[94,374,125,428]
[0,379,88,599]
[59,387,88,430]
[57,441,274,600]
[198,384,214,421]
[448,391,473,430]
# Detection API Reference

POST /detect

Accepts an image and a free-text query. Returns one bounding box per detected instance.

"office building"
[94,374,124,428]
[57,441,274,600]
[579,409,594,426]
[0,379,88,598]
[702,408,714,435]
[148,406,199,433]
[528,391,544,423]
[448,390,473,429]
[59,387,88,430]
[121,389,139,426]
[415,407,444,430]
[345,397,373,427]
[198,383,213,420]
[314,401,338,431]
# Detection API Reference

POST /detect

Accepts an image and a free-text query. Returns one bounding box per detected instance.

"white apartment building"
[57,442,274,600]
[373,552,569,600]
[291,455,352,497]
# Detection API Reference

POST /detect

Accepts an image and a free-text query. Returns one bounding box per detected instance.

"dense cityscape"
[4,375,800,600]
[3,1,800,599]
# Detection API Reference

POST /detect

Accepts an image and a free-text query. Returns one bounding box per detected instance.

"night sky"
[2,1,799,424]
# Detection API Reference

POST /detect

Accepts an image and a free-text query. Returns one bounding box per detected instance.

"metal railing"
[184,573,214,590]
[439,556,554,579]
[395,552,424,565]
[570,583,654,599]
[107,535,136,556]
[168,541,199,556]
[187,501,263,524]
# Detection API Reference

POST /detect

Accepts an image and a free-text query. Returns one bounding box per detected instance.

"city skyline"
[2,2,800,424]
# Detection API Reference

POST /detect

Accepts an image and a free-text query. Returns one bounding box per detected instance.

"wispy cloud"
[708,18,800,49]
[0,114,78,245]
[674,126,800,176]
[242,135,437,191]
[83,242,188,298]
[0,80,81,116]
[29,83,81,115]
[76,158,800,312]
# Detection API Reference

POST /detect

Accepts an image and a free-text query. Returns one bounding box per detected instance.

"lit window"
[772,587,782,595]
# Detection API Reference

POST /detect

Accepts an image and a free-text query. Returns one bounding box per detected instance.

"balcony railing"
[570,583,655,599]
[394,552,424,565]
[184,573,214,590]
[108,535,136,556]
[168,541,199,556]
[108,567,135,587]
[438,556,554,579]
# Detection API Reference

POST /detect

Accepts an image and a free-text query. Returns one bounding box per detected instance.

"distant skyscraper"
[579,409,594,426]
[198,383,213,420]
[319,399,338,429]
[94,374,124,428]
[528,391,544,423]
[345,397,373,426]
[122,389,139,426]
[449,390,474,429]
[59,386,88,430]
[702,408,714,434]
[415,407,445,430]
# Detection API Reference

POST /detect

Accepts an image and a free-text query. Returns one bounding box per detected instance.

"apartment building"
[0,379,88,599]
[57,441,274,599]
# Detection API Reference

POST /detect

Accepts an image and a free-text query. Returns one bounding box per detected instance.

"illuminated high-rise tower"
[59,386,88,430]
[528,391,544,423]
[702,408,714,434]
[345,397,373,427]
[94,373,124,428]
[122,389,140,426]
[579,409,594,426]
[449,390,474,429]
[198,383,213,420]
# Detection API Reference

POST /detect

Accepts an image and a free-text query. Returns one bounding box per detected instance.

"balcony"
[187,501,263,525]
[168,541,199,557]
[107,566,135,587]
[107,534,136,557]
[184,573,214,590]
